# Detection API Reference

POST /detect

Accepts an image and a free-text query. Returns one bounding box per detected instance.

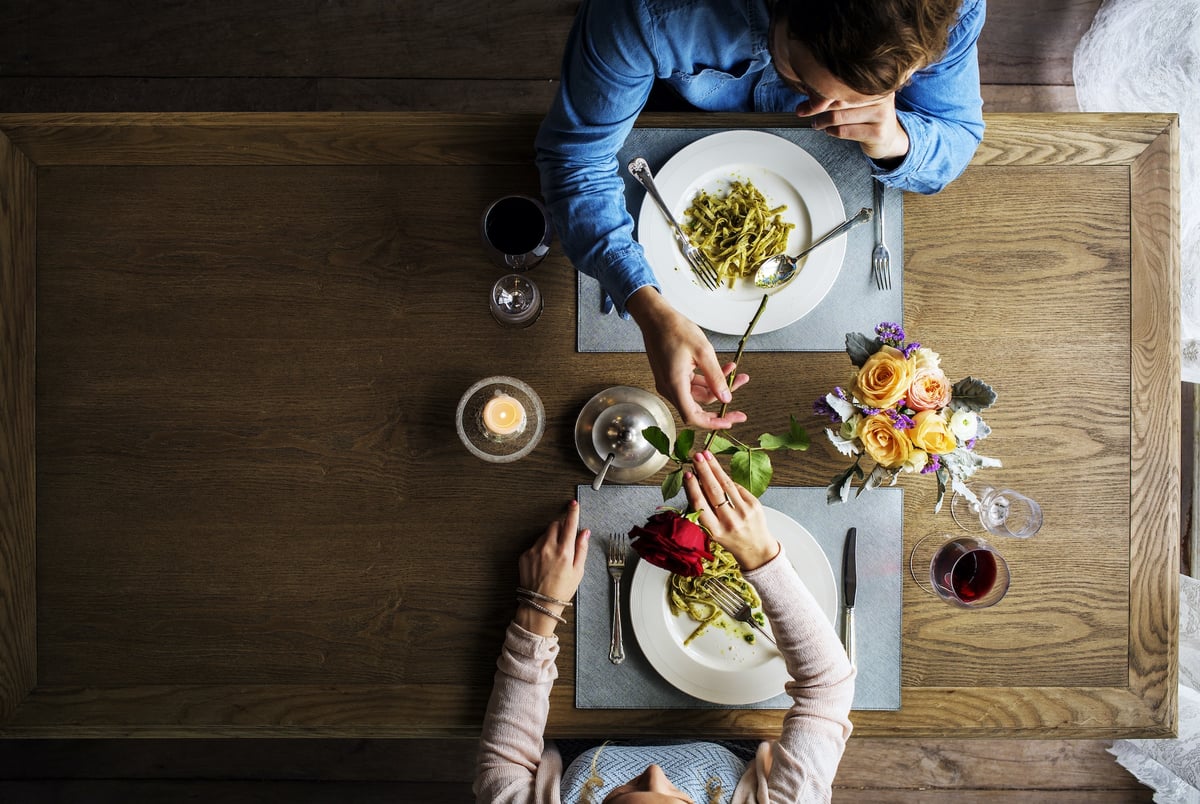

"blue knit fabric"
[560,742,748,803]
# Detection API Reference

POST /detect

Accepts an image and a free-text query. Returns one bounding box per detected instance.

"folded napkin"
[574,484,902,711]
[577,127,904,353]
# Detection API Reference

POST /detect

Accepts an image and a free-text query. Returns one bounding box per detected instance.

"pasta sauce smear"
[668,542,768,646]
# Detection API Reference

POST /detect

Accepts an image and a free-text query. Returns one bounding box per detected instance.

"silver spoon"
[753,207,873,288]
[591,403,658,490]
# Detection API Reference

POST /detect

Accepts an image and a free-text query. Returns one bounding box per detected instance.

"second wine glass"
[951,485,1043,539]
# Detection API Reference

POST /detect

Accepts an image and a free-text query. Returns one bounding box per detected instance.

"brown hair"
[776,0,962,96]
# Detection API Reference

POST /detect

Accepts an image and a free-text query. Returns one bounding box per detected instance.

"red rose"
[629,510,713,577]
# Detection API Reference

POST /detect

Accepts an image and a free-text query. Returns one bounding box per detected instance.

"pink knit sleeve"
[740,549,856,803]
[473,621,562,804]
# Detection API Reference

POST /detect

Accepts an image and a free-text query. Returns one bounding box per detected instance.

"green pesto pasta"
[682,180,795,287]
[668,541,765,646]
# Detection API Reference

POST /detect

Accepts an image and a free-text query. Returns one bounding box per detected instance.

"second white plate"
[629,507,838,705]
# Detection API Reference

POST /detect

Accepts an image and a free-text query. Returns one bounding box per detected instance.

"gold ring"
[717,495,733,508]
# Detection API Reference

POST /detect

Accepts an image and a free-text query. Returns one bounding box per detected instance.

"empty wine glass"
[950,485,1043,539]
[909,533,1011,608]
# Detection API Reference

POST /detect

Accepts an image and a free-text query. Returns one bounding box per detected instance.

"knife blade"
[842,527,857,667]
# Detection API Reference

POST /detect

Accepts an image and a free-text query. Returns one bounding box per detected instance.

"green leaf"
[949,377,998,412]
[706,434,740,455]
[786,415,810,450]
[758,432,789,451]
[846,332,883,367]
[642,426,673,456]
[661,467,685,501]
[731,449,773,497]
[673,429,696,462]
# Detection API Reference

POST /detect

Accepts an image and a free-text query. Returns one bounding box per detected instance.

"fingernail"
[581,528,590,538]
[684,471,694,479]
[720,389,732,403]
[704,451,715,460]
[694,452,705,463]
[569,499,578,507]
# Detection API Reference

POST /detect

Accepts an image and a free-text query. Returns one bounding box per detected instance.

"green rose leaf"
[642,425,673,457]
[949,377,998,412]
[707,434,740,456]
[673,428,696,462]
[846,332,883,367]
[731,449,773,497]
[758,432,789,451]
[661,466,685,501]
[786,415,810,450]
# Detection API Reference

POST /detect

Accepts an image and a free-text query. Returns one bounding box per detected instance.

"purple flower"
[921,455,941,474]
[813,397,840,423]
[902,341,922,358]
[860,406,881,416]
[833,386,848,400]
[966,438,977,450]
[886,408,915,430]
[875,321,905,346]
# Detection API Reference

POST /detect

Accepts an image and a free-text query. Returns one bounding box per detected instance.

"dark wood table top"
[0,112,1179,738]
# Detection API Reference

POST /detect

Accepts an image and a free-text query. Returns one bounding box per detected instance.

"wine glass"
[950,485,1043,539]
[909,534,1011,608]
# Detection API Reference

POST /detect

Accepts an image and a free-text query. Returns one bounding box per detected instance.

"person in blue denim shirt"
[536,0,985,431]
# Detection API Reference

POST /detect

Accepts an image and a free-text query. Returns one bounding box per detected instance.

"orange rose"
[909,410,958,455]
[854,345,913,409]
[907,367,952,411]
[859,413,913,469]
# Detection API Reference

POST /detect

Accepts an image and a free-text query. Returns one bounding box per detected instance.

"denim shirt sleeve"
[877,0,987,194]
[534,0,661,316]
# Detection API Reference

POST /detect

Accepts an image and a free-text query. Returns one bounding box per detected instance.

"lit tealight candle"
[481,393,526,437]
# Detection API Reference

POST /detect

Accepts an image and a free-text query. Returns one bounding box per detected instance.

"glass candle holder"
[455,376,544,463]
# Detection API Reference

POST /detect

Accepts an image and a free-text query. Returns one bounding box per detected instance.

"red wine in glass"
[912,535,1011,608]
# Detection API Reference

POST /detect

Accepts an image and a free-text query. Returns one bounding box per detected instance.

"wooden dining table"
[0,111,1179,740]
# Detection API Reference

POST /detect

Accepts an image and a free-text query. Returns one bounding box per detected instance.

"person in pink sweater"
[475,452,855,803]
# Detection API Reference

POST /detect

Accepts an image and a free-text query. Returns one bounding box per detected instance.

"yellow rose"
[854,345,914,409]
[859,413,913,469]
[909,410,958,455]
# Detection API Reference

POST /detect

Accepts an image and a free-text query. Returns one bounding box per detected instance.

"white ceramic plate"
[629,507,838,705]
[635,130,845,335]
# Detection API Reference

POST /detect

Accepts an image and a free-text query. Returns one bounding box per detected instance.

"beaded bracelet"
[516,596,567,625]
[517,587,573,607]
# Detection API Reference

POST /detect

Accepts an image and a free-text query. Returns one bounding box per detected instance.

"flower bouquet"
[816,322,1000,511]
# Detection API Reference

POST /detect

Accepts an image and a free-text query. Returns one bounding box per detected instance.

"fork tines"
[702,576,744,612]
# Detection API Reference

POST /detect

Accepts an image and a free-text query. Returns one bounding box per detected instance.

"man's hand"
[797,93,910,165]
[625,287,749,430]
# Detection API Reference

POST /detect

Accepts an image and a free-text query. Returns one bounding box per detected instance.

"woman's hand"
[684,451,780,571]
[515,500,590,635]
[626,287,749,429]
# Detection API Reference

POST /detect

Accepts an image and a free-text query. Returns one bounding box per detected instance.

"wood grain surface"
[0,130,37,723]
[0,112,1178,739]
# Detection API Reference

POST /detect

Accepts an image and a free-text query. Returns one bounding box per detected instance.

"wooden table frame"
[0,113,1179,738]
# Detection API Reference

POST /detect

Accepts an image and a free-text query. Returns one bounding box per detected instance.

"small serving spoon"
[753,207,873,289]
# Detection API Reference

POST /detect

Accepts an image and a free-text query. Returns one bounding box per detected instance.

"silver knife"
[842,527,857,667]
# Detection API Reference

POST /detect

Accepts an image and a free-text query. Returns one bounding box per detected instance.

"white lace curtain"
[1074,0,1200,382]
[1075,4,1199,800]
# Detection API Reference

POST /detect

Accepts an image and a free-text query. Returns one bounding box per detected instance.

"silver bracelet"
[516,596,567,625]
[516,586,573,607]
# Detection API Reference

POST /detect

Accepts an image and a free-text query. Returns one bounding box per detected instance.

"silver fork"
[872,179,892,290]
[607,532,629,664]
[702,576,777,647]
[627,157,721,290]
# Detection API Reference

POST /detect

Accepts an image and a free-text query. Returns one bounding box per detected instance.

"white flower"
[902,448,928,473]
[949,409,978,441]
[825,392,855,422]
[911,347,941,372]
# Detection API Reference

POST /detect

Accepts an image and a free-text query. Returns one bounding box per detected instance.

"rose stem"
[703,293,769,450]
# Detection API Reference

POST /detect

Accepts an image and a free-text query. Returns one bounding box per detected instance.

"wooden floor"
[0,0,1163,800]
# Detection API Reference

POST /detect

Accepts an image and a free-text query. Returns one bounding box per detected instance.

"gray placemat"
[574,484,902,711]
[577,127,903,353]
